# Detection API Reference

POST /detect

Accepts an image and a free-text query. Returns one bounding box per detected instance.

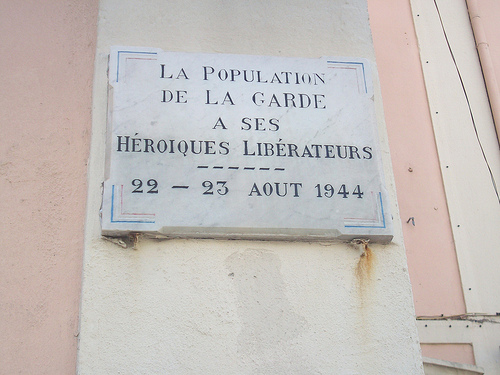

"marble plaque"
[101,47,393,242]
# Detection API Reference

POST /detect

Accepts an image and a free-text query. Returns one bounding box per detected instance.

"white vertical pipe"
[466,0,500,146]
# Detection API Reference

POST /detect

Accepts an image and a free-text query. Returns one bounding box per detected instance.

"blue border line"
[327,60,368,94]
[111,184,115,222]
[345,192,386,229]
[110,185,155,224]
[116,50,158,82]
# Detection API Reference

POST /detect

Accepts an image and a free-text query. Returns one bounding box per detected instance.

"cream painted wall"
[0,1,98,374]
[78,0,423,373]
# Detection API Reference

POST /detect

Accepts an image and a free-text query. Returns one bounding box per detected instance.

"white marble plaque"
[101,47,393,242]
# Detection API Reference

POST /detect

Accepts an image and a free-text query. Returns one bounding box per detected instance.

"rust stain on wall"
[355,239,374,285]
[352,239,377,346]
[352,238,377,313]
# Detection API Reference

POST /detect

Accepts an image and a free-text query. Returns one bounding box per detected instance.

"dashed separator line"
[197,165,285,171]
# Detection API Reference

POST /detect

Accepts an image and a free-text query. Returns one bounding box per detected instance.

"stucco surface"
[78,0,423,373]
[0,1,98,374]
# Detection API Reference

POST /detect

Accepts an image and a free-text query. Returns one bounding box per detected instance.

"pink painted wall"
[367,0,466,317]
[0,1,98,374]
[421,344,475,365]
